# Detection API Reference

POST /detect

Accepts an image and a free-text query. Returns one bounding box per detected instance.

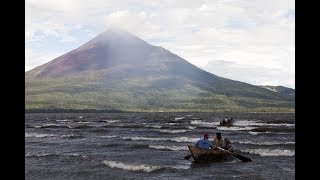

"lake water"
[25,112,295,179]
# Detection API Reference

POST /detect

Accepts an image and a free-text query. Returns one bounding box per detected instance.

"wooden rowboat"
[218,123,233,127]
[188,146,232,163]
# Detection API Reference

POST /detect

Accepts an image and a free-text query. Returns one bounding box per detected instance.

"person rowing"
[211,132,233,152]
[221,116,229,125]
[185,132,252,162]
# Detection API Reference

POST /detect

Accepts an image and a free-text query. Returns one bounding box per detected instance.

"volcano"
[25,28,294,112]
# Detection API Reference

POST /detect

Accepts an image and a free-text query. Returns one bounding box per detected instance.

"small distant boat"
[218,118,235,127]
[187,146,232,163]
[218,121,234,127]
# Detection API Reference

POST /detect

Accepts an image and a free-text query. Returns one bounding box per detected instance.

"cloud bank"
[25,0,295,88]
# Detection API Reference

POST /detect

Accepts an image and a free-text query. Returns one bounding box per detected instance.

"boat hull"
[188,146,232,163]
[218,123,233,127]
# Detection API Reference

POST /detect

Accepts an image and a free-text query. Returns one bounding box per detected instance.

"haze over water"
[25,112,295,179]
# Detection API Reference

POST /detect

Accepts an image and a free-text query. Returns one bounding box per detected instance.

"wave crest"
[122,136,169,141]
[170,137,200,143]
[26,153,58,157]
[235,140,295,145]
[25,133,55,138]
[149,145,188,151]
[190,120,218,127]
[102,160,162,172]
[242,148,295,156]
[217,126,256,131]
[157,129,190,134]
[234,121,295,127]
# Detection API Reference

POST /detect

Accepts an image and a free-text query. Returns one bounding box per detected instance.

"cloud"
[204,60,295,88]
[25,0,295,88]
[25,48,61,71]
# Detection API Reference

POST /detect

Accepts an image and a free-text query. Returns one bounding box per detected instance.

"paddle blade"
[184,154,192,160]
[233,154,252,162]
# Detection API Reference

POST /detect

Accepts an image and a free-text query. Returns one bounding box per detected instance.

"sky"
[25,0,295,88]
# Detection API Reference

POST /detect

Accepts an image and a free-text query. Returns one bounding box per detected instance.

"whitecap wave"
[122,136,169,141]
[167,165,190,170]
[217,126,256,131]
[142,123,162,129]
[165,123,178,125]
[76,121,93,124]
[235,140,295,145]
[234,121,295,127]
[121,136,201,143]
[249,131,261,135]
[100,135,117,139]
[56,119,73,123]
[26,153,56,157]
[156,129,190,134]
[102,120,120,123]
[248,131,288,135]
[190,120,218,127]
[34,124,61,128]
[25,133,55,138]
[170,137,200,143]
[266,123,295,127]
[242,148,295,156]
[102,160,162,172]
[174,117,185,121]
[149,145,188,151]
[61,134,82,138]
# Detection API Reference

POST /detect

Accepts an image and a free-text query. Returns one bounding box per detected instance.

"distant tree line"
[25,109,127,113]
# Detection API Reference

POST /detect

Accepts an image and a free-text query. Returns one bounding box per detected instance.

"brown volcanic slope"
[27,29,154,77]
[26,28,205,79]
[25,28,294,112]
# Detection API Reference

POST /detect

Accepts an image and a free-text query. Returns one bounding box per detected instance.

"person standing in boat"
[194,133,213,149]
[212,132,233,151]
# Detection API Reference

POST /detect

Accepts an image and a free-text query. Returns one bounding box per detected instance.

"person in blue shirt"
[195,133,213,149]
[184,133,213,160]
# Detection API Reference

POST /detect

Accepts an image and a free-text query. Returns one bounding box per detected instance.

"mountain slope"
[259,85,295,97]
[25,29,294,112]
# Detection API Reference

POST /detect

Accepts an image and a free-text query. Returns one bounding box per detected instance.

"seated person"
[212,132,233,151]
[221,116,228,124]
[195,133,213,149]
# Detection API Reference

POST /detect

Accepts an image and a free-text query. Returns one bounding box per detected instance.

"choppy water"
[25,113,295,179]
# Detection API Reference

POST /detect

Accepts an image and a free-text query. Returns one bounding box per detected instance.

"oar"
[184,154,192,160]
[217,147,252,162]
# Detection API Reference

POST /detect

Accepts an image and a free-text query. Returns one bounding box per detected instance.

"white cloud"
[203,59,294,88]
[25,0,295,88]
[25,48,61,71]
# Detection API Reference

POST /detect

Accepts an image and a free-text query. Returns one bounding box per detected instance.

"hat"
[204,133,209,139]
